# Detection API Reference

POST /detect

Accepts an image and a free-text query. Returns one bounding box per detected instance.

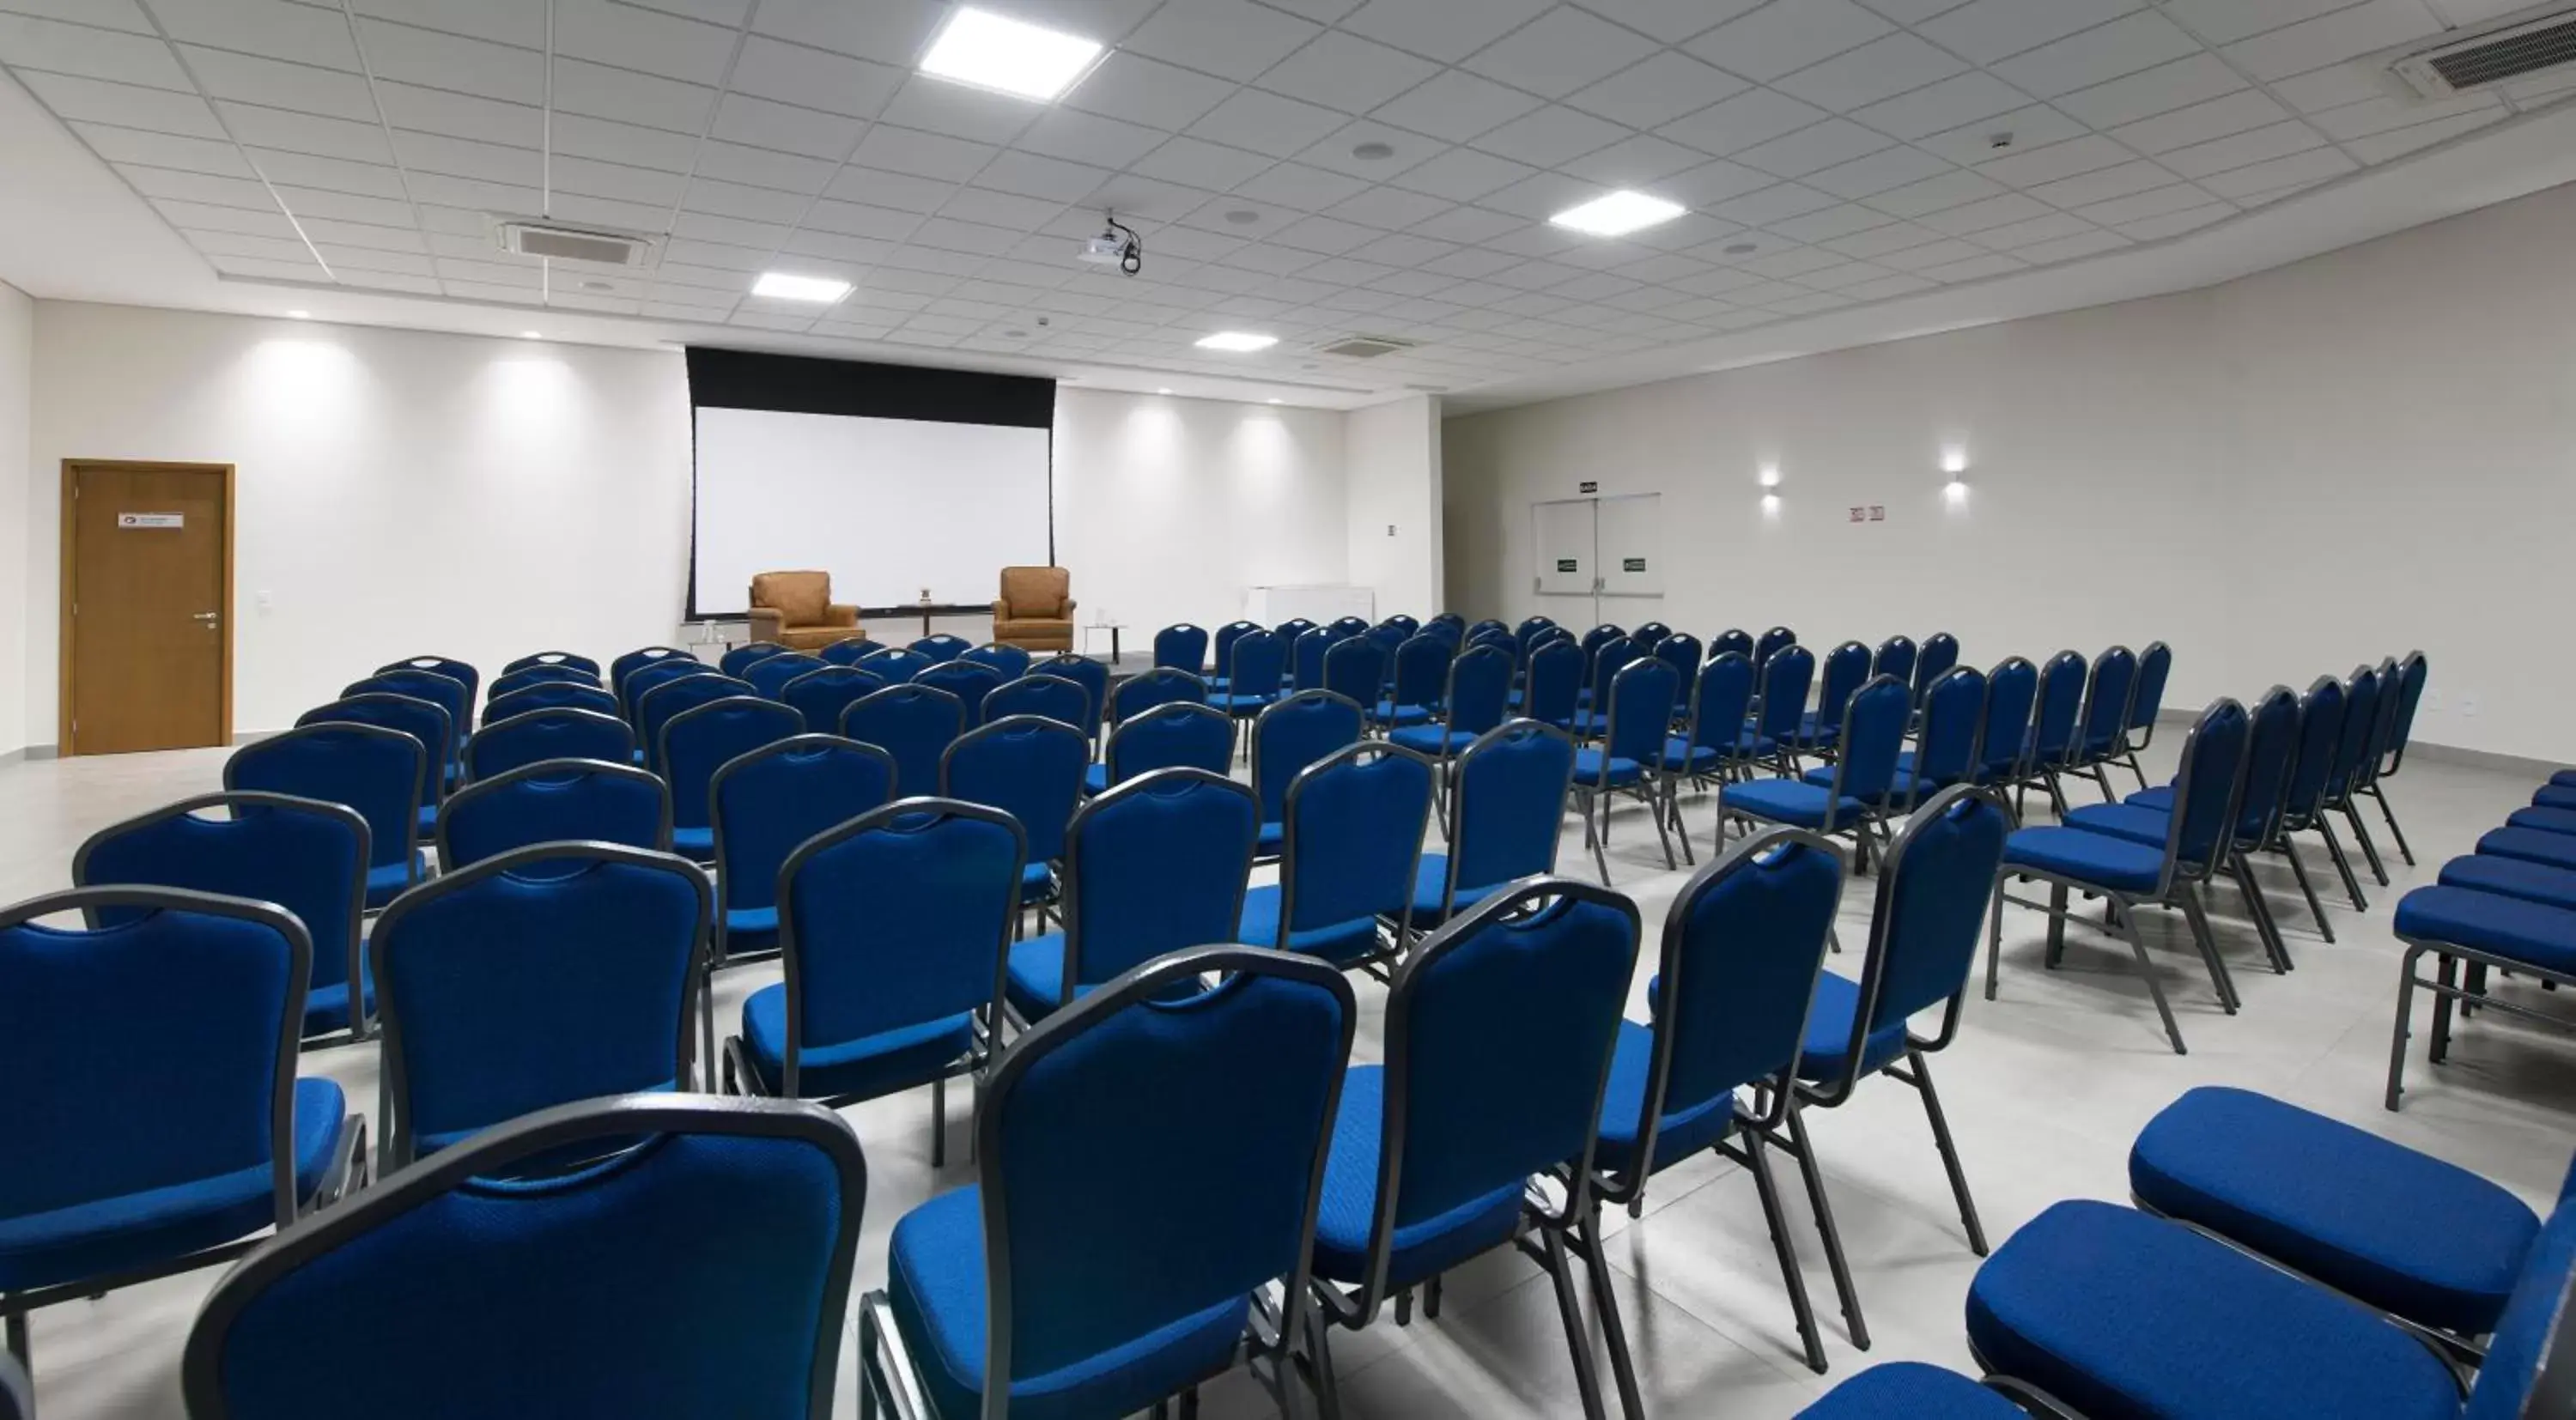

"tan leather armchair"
[993,566,1074,652]
[748,570,860,652]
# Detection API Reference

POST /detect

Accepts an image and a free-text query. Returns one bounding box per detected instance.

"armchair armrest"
[1062,598,1077,616]
[824,604,859,628]
[747,608,783,641]
[993,600,1010,618]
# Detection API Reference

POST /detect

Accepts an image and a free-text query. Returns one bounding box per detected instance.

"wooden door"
[62,461,233,755]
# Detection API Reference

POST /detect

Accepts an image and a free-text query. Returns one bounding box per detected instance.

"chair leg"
[1984,877,2008,1002]
[1643,786,1678,871]
[930,1072,946,1168]
[2113,903,2188,1054]
[1583,789,1613,885]
[2091,764,2117,803]
[1742,1128,1829,1374]
[1573,1208,1645,1420]
[2230,854,2291,974]
[2370,785,2417,866]
[2176,883,2239,1013]
[2043,881,2069,968]
[1783,1100,1868,1351]
[1424,1272,1443,1319]
[4,1310,24,1370]
[1541,1223,1612,1420]
[2318,821,2369,912]
[1303,1296,1345,1420]
[2344,804,2390,887]
[1668,775,1698,867]
[2386,946,2422,1111]
[2123,751,2150,794]
[1909,1051,1988,1256]
[2431,953,2458,1064]
[2277,836,2336,943]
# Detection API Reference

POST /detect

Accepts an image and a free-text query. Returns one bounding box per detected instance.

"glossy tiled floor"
[3,739,2571,1418]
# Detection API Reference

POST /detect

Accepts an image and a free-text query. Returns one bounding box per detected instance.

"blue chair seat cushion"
[1406,853,1510,926]
[1571,709,1608,736]
[2506,805,2576,836]
[2002,826,2163,893]
[1803,764,1936,805]
[2129,1086,2540,1334]
[416,803,439,835]
[1593,1020,1736,1178]
[2477,827,2576,872]
[2532,784,2576,811]
[302,961,374,1038]
[1236,884,1382,967]
[1257,821,1284,858]
[888,1186,1249,1420]
[2062,802,2172,848]
[1310,1066,1522,1291]
[363,851,430,908]
[1374,701,1433,727]
[1797,1363,2029,1419]
[1663,738,1721,773]
[1965,1200,2460,1420]
[724,905,778,945]
[1784,712,1841,749]
[1791,971,1910,1085]
[1003,933,1085,1021]
[0,1078,348,1293]
[2127,784,2177,811]
[1726,780,1867,831]
[1215,693,1274,713]
[739,984,975,1103]
[1388,725,1473,756]
[1082,762,1109,794]
[2391,885,2576,975]
[2439,855,2576,913]
[1572,749,1643,788]
[1021,861,1058,906]
[671,825,714,859]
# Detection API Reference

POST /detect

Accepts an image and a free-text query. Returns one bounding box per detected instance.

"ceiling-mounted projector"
[1078,213,1143,276]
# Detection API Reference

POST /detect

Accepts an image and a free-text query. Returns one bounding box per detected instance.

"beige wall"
[1345,395,1444,620]
[1444,179,2576,762]
[0,280,29,756]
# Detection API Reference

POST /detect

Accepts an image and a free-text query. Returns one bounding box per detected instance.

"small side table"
[1085,622,1126,664]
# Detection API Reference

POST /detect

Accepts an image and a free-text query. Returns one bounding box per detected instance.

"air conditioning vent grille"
[2396,11,2576,96]
[1318,334,1418,359]
[496,221,653,267]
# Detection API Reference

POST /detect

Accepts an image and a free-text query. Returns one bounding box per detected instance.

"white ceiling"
[3,0,2574,409]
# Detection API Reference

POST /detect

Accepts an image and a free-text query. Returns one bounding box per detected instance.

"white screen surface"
[692,406,1052,614]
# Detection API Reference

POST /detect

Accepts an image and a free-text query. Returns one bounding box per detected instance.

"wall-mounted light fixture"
[1941,446,1968,501]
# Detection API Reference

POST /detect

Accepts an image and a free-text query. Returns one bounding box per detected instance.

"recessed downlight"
[753,272,853,302]
[1723,242,1759,256]
[1196,331,1278,352]
[918,7,1103,101]
[1224,209,1261,225]
[1352,141,1395,161]
[1549,190,1685,238]
[285,309,309,319]
[521,331,542,339]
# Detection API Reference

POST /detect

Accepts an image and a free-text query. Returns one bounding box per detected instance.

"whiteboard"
[692,406,1052,614]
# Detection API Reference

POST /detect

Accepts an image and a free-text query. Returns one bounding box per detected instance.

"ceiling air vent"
[496,221,655,268]
[1317,334,1418,359]
[2394,9,2576,97]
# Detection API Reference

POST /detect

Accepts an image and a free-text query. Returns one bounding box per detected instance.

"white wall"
[1345,394,1444,620]
[0,279,28,756]
[1444,179,2576,762]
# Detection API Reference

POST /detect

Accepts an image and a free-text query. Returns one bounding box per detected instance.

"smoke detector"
[496,221,655,268]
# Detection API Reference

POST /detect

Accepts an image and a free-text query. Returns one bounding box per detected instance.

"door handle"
[191,611,220,622]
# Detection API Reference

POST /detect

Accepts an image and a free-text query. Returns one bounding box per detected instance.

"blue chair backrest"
[1754,644,1815,740]
[1364,624,1407,677]
[437,760,670,871]
[2078,646,2138,755]
[182,1095,866,1420]
[1253,691,1366,825]
[1524,639,1583,727]
[227,723,422,875]
[818,635,876,665]
[745,652,826,701]
[1109,668,1206,725]
[914,661,1004,727]
[1104,703,1232,786]
[1153,623,1208,674]
[1467,618,1509,641]
[963,643,1031,680]
[1449,721,1575,895]
[1631,622,1670,648]
[1915,634,1959,700]
[1754,627,1796,670]
[1391,634,1450,710]
[1635,830,1841,1164]
[713,737,896,919]
[1653,632,1702,704]
[1514,616,1558,654]
[1380,881,1639,1238]
[378,658,479,719]
[1835,789,2008,1082]
[639,674,755,774]
[981,947,1353,1398]
[488,664,595,703]
[1211,621,1259,679]
[2281,676,2347,820]
[1911,667,1987,796]
[2167,699,2251,873]
[866,647,935,683]
[1274,617,1316,646]
[620,658,715,722]
[1587,636,1642,708]
[721,642,790,679]
[2126,641,2172,734]
[1034,655,1109,739]
[1686,652,1756,753]
[2385,652,2427,768]
[839,685,966,798]
[1382,614,1419,637]
[2029,652,2087,762]
[1330,616,1373,638]
[1444,645,1513,737]
[1324,637,1387,708]
[781,803,1022,1081]
[1580,624,1625,658]
[487,682,621,722]
[1604,658,1680,766]
[1976,658,2038,781]
[943,716,1089,865]
[984,672,1090,733]
[372,844,708,1162]
[910,634,971,664]
[1710,628,1754,662]
[780,665,886,733]
[2328,664,2382,798]
[301,694,453,791]
[465,707,630,782]
[1228,630,1286,701]
[75,794,366,1010]
[2360,657,2403,791]
[610,646,690,695]
[1873,636,1917,689]
[1279,744,1435,938]
[2458,1192,2576,1420]
[663,697,802,831]
[2232,688,2300,844]
[1811,641,1871,733]
[1832,676,1912,803]
[0,889,307,1229]
[502,650,598,678]
[1060,771,1261,995]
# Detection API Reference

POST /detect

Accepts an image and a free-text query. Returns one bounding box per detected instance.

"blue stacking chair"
[1291,626,1340,694]
[1746,643,1816,778]
[2322,661,2396,891]
[982,671,1089,733]
[1990,699,2252,1054]
[610,646,691,697]
[1382,613,1419,637]
[1413,720,1574,930]
[2102,638,2172,792]
[638,673,755,774]
[1002,769,1260,1024]
[1467,617,1509,642]
[943,715,1088,923]
[781,664,885,732]
[1730,675,1911,871]
[183,1094,866,1420]
[1754,625,1797,671]
[1522,635,1583,730]
[1795,1363,2035,1417]
[501,650,599,678]
[2067,644,2139,803]
[2362,649,2427,864]
[1575,657,1680,883]
[1329,615,1373,639]
[1309,877,1643,1420]
[865,945,1354,1420]
[722,641,791,678]
[1785,640,1872,760]
[1652,631,1702,714]
[620,657,717,725]
[228,722,426,909]
[840,684,966,798]
[1913,633,1960,703]
[1630,620,1671,648]
[1709,628,1754,663]
[744,652,827,701]
[435,758,670,871]
[908,633,967,663]
[1664,650,1759,863]
[1153,622,1209,674]
[1571,635,1641,736]
[1207,619,1260,694]
[1321,637,1387,719]
[1578,621,1625,662]
[463,706,630,782]
[1796,789,2015,1285]
[300,693,454,836]
[1251,690,1367,860]
[486,680,620,722]
[75,792,372,1043]
[962,641,1031,680]
[1107,666,1206,729]
[1513,616,1558,655]
[487,663,595,704]
[865,646,937,684]
[1033,652,1109,742]
[1242,743,1434,971]
[710,736,896,965]
[1429,612,1466,634]
[1275,616,1318,649]
[0,887,365,1371]
[1585,827,1846,1374]
[914,660,1004,727]
[376,656,479,727]
[1824,664,1986,816]
[1213,629,1287,746]
[2263,673,2367,919]
[371,842,709,1165]
[1872,635,1916,693]
[2010,650,2088,818]
[819,634,877,665]
[727,800,1018,1168]
[1094,701,1231,796]
[662,696,802,860]
[1389,642,1510,763]
[1897,658,2033,808]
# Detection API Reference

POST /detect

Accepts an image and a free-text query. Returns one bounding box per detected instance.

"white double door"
[1532,493,1663,628]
